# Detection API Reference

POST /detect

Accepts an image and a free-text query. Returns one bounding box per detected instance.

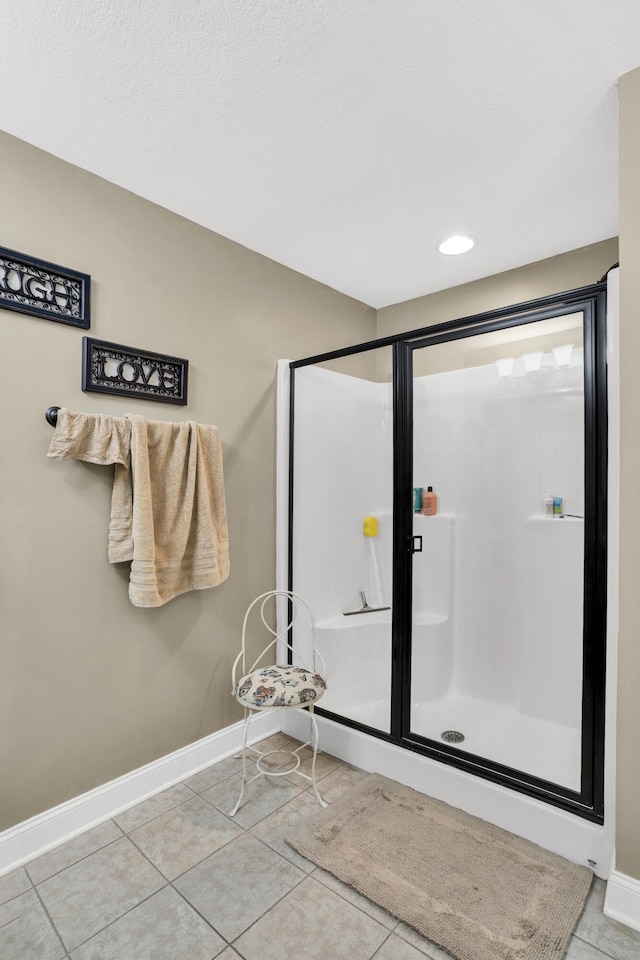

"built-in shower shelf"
[319,612,391,629]
[413,512,455,521]
[526,515,584,523]
[318,610,446,630]
[413,611,447,626]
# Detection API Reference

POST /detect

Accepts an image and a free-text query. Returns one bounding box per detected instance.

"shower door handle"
[410,535,423,554]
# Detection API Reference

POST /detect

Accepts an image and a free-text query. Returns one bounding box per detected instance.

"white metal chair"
[229,590,328,816]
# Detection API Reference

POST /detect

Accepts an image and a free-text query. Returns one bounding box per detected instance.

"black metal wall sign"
[0,245,90,327]
[82,337,188,405]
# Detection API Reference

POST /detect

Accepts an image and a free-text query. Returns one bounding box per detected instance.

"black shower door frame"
[288,281,608,823]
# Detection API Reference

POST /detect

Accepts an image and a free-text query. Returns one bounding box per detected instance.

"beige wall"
[617,65,640,881]
[0,131,375,830]
[377,238,618,339]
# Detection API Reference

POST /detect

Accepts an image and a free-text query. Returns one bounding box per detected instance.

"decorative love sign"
[0,245,90,327]
[82,337,188,405]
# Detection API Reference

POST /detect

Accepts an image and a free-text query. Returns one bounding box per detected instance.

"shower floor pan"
[325,692,581,791]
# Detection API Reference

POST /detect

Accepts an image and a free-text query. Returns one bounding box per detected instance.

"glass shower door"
[287,281,606,819]
[405,309,591,793]
[290,345,395,734]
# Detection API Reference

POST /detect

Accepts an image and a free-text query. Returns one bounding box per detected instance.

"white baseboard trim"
[604,870,640,933]
[0,713,279,877]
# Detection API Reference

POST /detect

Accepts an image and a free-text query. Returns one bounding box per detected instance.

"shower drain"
[441,730,465,744]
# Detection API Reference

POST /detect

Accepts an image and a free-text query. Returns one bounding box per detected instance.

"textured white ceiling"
[1,1,639,307]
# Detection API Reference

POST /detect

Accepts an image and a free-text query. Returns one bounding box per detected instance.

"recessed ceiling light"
[437,234,476,255]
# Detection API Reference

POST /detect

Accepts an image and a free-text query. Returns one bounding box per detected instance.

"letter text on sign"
[0,245,90,327]
[82,338,188,405]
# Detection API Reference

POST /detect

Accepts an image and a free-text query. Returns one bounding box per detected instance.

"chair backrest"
[231,591,324,693]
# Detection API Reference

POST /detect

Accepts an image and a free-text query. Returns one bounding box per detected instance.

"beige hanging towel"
[47,408,230,607]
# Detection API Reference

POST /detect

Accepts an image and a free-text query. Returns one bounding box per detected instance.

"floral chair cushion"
[235,665,326,709]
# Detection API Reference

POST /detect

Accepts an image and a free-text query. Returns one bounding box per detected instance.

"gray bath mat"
[286,774,592,960]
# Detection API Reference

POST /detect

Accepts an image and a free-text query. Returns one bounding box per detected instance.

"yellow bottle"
[421,485,437,516]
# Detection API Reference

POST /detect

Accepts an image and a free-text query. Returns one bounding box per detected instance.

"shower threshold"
[323,692,581,791]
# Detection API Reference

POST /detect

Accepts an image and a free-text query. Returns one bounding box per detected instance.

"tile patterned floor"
[1,732,639,959]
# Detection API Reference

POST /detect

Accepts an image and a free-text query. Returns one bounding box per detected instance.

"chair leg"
[229,711,252,817]
[308,706,328,808]
[229,706,327,814]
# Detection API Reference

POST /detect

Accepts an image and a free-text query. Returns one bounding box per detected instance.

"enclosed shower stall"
[279,281,612,862]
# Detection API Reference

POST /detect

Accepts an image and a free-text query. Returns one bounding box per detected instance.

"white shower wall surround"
[413,356,585,790]
[291,356,584,786]
[291,365,394,626]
